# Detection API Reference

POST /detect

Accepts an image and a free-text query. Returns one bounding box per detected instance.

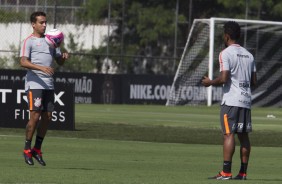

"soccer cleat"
[31,148,46,166]
[208,171,232,180]
[233,173,247,180]
[23,149,34,165]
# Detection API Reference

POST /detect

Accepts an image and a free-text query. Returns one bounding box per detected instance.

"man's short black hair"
[224,21,241,41]
[30,11,46,23]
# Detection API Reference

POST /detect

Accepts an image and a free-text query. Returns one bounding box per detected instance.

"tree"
[216,0,282,20]
[77,0,282,74]
[0,10,24,23]
[78,0,187,74]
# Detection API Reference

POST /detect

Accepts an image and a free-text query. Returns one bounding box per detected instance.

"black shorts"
[220,104,252,134]
[26,89,54,112]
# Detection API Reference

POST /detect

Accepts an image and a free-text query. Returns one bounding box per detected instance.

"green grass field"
[0,104,281,183]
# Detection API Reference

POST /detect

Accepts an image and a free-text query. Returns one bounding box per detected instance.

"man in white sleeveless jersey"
[20,11,69,166]
[202,21,257,180]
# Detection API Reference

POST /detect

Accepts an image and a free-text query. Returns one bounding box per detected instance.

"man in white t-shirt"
[202,21,257,180]
[20,11,69,166]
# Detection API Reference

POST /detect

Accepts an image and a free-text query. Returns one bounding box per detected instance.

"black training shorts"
[220,104,252,134]
[26,89,54,112]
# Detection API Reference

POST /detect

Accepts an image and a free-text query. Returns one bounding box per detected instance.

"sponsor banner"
[0,69,224,105]
[176,86,222,103]
[0,70,121,104]
[121,75,173,104]
[0,70,97,104]
[55,73,94,104]
[55,73,122,104]
[1,70,281,106]
[0,81,74,130]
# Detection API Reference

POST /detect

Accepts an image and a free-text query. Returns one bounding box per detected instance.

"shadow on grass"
[46,122,282,147]
[1,123,282,147]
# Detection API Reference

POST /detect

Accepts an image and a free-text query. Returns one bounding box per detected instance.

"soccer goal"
[166,17,282,107]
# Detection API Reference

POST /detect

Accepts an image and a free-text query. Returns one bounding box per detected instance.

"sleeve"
[20,37,31,58]
[219,50,230,72]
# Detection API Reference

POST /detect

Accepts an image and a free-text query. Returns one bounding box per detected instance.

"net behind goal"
[166,17,282,107]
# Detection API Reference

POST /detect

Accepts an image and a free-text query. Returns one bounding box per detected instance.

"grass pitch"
[0,136,282,184]
[0,104,281,183]
[72,104,282,146]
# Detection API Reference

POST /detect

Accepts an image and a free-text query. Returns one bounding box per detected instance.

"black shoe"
[233,173,247,180]
[23,149,34,165]
[208,171,232,180]
[31,148,46,166]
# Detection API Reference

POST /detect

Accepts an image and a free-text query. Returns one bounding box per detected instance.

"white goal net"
[166,18,282,107]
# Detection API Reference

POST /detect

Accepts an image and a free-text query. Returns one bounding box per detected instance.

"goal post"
[208,18,215,107]
[166,17,282,107]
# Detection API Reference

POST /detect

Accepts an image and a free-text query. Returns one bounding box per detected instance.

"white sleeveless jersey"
[20,34,61,90]
[219,44,256,109]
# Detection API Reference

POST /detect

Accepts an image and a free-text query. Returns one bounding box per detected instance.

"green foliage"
[74,0,282,74]
[0,10,25,23]
[77,0,106,24]
[9,45,21,69]
[216,0,282,20]
[128,2,175,45]
[0,56,9,68]
[0,45,21,70]
[272,2,282,19]
[59,32,97,72]
[78,0,123,24]
[78,0,186,58]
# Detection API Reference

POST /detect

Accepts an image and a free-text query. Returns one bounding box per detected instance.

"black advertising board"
[54,72,122,104]
[0,70,122,104]
[0,80,74,130]
[0,69,174,105]
[1,69,280,107]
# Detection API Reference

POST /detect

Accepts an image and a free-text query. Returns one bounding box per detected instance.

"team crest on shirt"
[34,98,42,107]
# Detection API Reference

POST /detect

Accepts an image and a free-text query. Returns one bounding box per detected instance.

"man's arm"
[20,56,54,76]
[201,70,229,87]
[251,72,257,88]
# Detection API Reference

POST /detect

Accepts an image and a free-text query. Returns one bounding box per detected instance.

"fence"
[0,0,180,75]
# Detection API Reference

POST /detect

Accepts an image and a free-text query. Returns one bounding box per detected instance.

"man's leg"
[25,111,41,142]
[23,110,41,165]
[223,133,235,173]
[36,111,52,139]
[32,111,52,166]
[210,105,236,180]
[209,133,234,180]
[234,132,250,179]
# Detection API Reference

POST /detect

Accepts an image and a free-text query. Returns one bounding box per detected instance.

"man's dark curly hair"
[224,21,241,41]
[30,11,46,23]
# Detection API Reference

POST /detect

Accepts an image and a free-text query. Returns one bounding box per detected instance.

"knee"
[47,114,52,121]
[26,123,36,131]
[29,111,41,122]
[224,133,234,139]
[241,140,251,148]
[238,133,251,147]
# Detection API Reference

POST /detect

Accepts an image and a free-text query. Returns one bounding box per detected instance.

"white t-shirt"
[219,44,256,109]
[20,34,61,90]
